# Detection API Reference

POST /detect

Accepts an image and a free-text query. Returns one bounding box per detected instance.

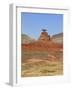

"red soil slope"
[22,41,63,51]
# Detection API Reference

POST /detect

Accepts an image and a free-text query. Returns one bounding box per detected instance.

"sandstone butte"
[22,29,63,51]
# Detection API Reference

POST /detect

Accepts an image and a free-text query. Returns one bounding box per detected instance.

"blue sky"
[21,12,63,39]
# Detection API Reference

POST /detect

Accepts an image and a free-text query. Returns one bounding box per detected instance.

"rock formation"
[38,29,50,42]
[22,29,63,51]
